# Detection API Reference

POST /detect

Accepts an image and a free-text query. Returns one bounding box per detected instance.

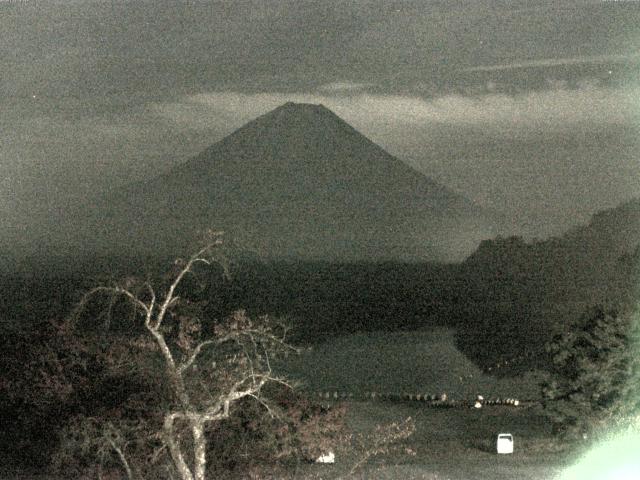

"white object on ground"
[497,433,514,454]
[316,451,335,463]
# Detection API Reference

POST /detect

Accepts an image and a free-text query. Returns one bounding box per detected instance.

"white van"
[497,433,514,454]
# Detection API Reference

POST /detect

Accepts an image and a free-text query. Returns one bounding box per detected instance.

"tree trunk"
[164,414,194,480]
[192,420,207,480]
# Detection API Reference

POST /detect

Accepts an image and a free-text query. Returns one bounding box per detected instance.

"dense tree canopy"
[541,306,640,438]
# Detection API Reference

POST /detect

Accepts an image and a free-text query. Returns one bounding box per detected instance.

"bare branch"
[155,241,221,331]
[144,283,157,330]
[201,372,294,424]
[97,291,119,332]
[262,341,272,375]
[217,325,301,355]
[113,287,151,315]
[70,286,153,332]
[177,340,215,374]
[178,324,293,375]
[248,393,278,419]
[107,438,134,480]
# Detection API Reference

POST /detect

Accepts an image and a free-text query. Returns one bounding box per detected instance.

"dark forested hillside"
[454,199,640,372]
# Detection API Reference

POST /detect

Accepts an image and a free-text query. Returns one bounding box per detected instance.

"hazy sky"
[2,0,640,252]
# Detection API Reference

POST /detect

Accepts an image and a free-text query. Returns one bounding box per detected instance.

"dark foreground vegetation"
[1,200,639,477]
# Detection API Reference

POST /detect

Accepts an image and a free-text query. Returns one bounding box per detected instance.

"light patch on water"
[276,327,541,398]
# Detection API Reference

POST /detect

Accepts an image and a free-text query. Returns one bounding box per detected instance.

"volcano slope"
[70,102,502,263]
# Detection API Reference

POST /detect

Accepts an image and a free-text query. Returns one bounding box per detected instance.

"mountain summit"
[76,102,502,262]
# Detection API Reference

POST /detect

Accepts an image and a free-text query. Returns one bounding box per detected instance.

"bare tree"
[71,232,298,480]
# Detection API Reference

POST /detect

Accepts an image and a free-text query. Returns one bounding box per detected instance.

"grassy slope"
[276,328,577,479]
[293,401,575,480]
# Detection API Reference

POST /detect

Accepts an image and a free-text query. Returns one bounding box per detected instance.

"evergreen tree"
[541,305,640,439]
